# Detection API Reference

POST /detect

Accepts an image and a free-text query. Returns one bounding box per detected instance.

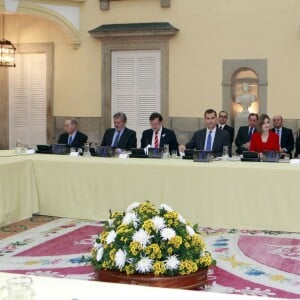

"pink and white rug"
[0,219,299,298]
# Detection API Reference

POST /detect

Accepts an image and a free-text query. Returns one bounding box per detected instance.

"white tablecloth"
[0,272,264,300]
[1,151,299,232]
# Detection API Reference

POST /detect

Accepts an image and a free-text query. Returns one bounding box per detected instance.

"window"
[9,53,47,148]
[111,50,161,143]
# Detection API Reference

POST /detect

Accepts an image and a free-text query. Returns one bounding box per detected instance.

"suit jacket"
[271,127,294,158]
[219,124,234,144]
[57,131,88,149]
[140,127,179,153]
[295,136,300,158]
[235,126,256,154]
[101,127,137,150]
[185,127,231,157]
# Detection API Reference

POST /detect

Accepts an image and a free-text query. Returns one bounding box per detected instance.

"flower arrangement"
[91,201,215,276]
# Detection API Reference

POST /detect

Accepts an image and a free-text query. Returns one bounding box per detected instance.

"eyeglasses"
[219,115,227,118]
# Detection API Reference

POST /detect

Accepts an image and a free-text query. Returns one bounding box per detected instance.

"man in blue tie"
[57,117,88,149]
[179,109,231,157]
[101,112,137,150]
[271,115,294,158]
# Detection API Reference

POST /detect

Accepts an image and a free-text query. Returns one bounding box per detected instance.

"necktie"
[154,131,159,148]
[68,136,72,145]
[276,129,281,144]
[205,131,212,151]
[247,128,253,141]
[219,125,223,129]
[112,131,120,148]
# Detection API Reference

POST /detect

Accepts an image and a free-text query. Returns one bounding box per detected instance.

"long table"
[0,153,38,226]
[1,152,300,232]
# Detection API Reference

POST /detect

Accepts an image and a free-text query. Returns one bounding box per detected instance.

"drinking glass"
[83,143,91,157]
[70,147,76,153]
[171,150,178,158]
[0,276,33,300]
[163,144,170,159]
[222,146,229,160]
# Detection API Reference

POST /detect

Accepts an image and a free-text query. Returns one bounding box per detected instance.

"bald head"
[273,115,283,129]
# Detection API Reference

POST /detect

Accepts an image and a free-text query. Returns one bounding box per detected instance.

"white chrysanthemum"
[178,214,186,224]
[160,204,173,212]
[186,225,195,236]
[160,228,176,241]
[106,230,117,244]
[126,202,140,212]
[151,216,166,231]
[115,249,127,269]
[122,211,139,228]
[136,257,153,273]
[93,241,102,249]
[132,229,152,249]
[165,255,180,271]
[96,247,104,262]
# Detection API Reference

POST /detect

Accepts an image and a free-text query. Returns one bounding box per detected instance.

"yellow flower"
[142,219,154,233]
[191,235,205,248]
[109,248,116,261]
[111,211,123,219]
[184,241,190,249]
[179,260,198,275]
[164,211,178,220]
[129,241,141,256]
[153,261,166,276]
[146,244,162,259]
[125,264,135,275]
[167,247,173,254]
[199,252,213,267]
[100,231,109,244]
[169,236,182,248]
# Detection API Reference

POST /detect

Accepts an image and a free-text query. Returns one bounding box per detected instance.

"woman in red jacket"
[250,114,280,156]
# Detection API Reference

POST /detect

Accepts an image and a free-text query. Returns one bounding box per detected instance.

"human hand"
[178,144,186,153]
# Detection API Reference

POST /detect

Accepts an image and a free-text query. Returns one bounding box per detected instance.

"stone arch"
[222,59,267,125]
[0,1,80,48]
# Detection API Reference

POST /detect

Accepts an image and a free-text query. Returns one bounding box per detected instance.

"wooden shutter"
[9,53,47,148]
[111,50,161,145]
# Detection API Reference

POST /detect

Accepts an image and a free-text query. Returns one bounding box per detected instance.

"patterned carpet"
[0,215,58,240]
[0,218,299,298]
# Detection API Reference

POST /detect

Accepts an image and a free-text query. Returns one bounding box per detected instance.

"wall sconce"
[0,14,16,67]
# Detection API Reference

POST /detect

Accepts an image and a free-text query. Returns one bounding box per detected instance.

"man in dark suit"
[218,110,234,144]
[180,108,231,157]
[141,112,179,153]
[57,117,88,149]
[271,115,294,158]
[101,112,137,150]
[235,113,258,155]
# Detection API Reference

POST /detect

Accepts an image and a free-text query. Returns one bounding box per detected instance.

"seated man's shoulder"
[142,128,152,134]
[59,132,67,138]
[237,125,248,131]
[284,127,293,133]
[78,130,87,137]
[163,127,176,134]
[219,128,229,136]
[126,127,137,135]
